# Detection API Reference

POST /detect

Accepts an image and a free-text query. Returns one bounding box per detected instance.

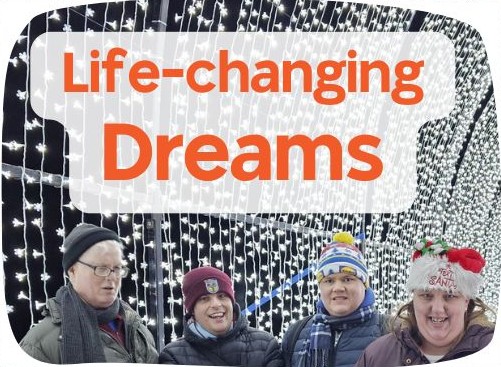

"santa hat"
[316,231,369,287]
[406,238,486,299]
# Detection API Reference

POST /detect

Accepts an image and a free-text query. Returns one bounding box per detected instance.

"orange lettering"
[231,134,271,180]
[157,135,184,180]
[347,135,383,181]
[276,135,342,180]
[219,49,249,92]
[187,60,216,93]
[129,60,160,93]
[185,135,228,181]
[251,60,280,93]
[104,123,152,180]
[64,52,88,92]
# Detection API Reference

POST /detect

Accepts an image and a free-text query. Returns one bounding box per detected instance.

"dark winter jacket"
[159,305,284,366]
[355,324,494,366]
[282,313,386,367]
[19,297,158,364]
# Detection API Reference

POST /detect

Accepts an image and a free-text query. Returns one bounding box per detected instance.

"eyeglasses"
[77,260,129,278]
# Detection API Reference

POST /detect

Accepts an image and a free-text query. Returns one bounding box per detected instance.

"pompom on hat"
[182,266,235,314]
[407,238,486,299]
[316,231,369,287]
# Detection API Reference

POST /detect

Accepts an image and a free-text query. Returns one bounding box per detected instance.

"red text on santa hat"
[428,265,457,290]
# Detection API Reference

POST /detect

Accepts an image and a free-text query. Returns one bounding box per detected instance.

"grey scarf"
[55,284,120,364]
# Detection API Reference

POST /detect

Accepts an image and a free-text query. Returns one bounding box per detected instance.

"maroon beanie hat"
[182,266,235,314]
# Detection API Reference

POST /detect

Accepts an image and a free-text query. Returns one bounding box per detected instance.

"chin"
[211,328,228,336]
[328,307,350,317]
[98,298,116,308]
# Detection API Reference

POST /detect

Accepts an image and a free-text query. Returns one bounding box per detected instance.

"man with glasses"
[19,223,158,364]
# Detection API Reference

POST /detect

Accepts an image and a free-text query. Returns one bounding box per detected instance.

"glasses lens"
[92,265,128,277]
[94,266,111,277]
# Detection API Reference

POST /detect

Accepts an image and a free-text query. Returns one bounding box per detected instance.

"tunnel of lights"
[2,0,499,348]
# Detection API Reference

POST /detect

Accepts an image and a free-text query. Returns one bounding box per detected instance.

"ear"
[67,264,77,282]
[463,297,470,312]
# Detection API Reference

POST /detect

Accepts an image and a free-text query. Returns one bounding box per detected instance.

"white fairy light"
[48,10,60,21]
[17,291,30,300]
[16,90,27,100]
[123,18,135,30]
[9,57,18,67]
[12,218,24,227]
[3,141,24,151]
[14,249,25,258]
[106,20,117,30]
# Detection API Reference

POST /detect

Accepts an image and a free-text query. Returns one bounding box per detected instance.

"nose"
[430,297,446,313]
[331,280,345,292]
[209,295,223,307]
[106,269,121,280]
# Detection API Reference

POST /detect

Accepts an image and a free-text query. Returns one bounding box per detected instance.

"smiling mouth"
[209,312,225,319]
[332,297,348,301]
[430,317,447,323]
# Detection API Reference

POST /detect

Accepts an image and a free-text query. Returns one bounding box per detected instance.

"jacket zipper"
[329,330,343,365]
[102,331,134,362]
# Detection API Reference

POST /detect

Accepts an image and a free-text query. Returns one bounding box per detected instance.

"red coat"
[355,324,493,366]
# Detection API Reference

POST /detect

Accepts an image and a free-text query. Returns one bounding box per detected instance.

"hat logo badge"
[205,278,219,294]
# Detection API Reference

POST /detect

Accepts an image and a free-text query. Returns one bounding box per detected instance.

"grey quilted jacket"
[19,297,158,364]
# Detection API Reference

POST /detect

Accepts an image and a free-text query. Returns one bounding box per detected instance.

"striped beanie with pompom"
[316,232,369,287]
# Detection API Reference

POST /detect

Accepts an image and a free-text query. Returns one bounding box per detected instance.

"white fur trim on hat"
[407,255,483,299]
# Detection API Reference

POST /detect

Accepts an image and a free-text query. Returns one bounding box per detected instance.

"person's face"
[319,273,366,316]
[413,289,469,355]
[193,293,234,336]
[68,240,123,309]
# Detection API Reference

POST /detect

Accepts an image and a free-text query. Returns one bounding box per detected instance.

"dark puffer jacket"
[282,313,386,367]
[159,305,284,366]
[19,297,158,363]
[355,324,494,366]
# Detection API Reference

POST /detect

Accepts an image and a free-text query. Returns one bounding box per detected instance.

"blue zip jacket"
[282,313,386,367]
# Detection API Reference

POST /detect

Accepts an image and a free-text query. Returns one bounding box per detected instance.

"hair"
[80,239,124,261]
[391,297,496,345]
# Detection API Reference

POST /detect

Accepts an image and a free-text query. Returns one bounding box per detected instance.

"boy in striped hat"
[282,232,386,367]
[316,231,370,317]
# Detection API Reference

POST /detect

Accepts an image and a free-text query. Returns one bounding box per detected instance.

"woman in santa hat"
[355,238,495,366]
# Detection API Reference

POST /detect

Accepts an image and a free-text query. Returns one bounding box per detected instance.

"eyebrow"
[79,260,123,267]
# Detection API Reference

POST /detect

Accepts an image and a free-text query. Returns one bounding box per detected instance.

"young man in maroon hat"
[159,266,284,366]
